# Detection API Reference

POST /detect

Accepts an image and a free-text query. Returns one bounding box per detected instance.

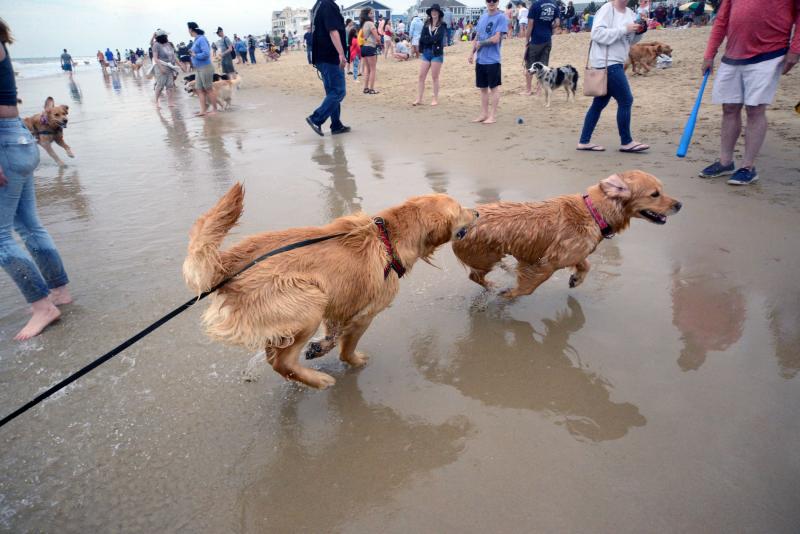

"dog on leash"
[184,76,240,109]
[183,184,477,389]
[452,170,681,299]
[22,97,74,167]
[527,62,579,107]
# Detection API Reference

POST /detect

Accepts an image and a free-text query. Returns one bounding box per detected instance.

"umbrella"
[679,2,713,12]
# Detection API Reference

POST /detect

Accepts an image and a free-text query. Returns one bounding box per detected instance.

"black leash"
[0,232,344,429]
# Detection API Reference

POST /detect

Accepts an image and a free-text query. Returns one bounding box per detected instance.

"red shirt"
[350,37,360,59]
[704,0,800,61]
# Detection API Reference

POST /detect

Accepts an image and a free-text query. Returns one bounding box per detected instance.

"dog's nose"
[673,201,682,212]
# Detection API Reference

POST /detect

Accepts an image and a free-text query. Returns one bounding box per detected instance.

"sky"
[3,0,485,58]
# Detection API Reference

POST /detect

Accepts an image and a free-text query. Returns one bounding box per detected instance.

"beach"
[1,25,800,533]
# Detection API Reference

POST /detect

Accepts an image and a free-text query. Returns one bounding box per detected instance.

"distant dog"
[23,97,74,167]
[626,42,673,75]
[452,170,682,299]
[527,62,578,107]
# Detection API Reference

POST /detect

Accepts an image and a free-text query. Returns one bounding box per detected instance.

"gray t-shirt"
[154,41,176,63]
[60,53,72,67]
[217,36,233,57]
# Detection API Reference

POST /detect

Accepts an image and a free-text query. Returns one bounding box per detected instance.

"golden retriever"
[625,42,673,75]
[22,97,74,167]
[184,77,241,110]
[183,184,477,389]
[452,170,681,299]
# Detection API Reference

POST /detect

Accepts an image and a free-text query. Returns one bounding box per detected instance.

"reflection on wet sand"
[311,141,362,219]
[424,166,448,193]
[767,291,800,379]
[157,107,193,167]
[368,150,384,180]
[200,118,232,190]
[238,374,470,531]
[416,297,646,442]
[671,267,745,372]
[474,187,500,204]
[36,168,91,221]
[67,78,82,104]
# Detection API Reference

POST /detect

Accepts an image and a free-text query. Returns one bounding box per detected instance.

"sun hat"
[155,28,169,37]
[426,3,445,17]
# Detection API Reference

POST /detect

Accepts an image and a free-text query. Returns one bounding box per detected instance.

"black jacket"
[419,24,446,57]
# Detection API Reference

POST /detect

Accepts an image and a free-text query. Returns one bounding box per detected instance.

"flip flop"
[576,144,605,152]
[619,143,650,153]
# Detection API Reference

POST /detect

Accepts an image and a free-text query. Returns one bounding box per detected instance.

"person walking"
[151,29,178,107]
[216,27,236,78]
[188,22,219,116]
[522,0,559,96]
[305,0,350,136]
[698,0,798,185]
[517,2,529,39]
[105,47,115,68]
[60,49,74,78]
[303,25,313,64]
[1,19,72,340]
[413,3,447,106]
[247,34,257,64]
[576,0,649,153]
[359,8,381,94]
[469,0,509,124]
[234,36,248,64]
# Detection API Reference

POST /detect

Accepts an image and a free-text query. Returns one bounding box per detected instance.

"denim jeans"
[579,63,634,145]
[249,46,257,64]
[0,117,69,303]
[307,49,313,65]
[352,56,360,80]
[309,62,346,130]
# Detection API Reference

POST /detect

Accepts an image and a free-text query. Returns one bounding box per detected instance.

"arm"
[702,0,730,71]
[329,29,346,67]
[194,40,210,61]
[590,6,627,46]
[784,1,800,74]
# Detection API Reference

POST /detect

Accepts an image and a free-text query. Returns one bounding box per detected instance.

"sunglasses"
[486,0,499,4]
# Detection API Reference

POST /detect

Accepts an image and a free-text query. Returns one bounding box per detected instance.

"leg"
[271,323,336,389]
[569,258,591,288]
[742,104,767,168]
[414,60,431,105]
[523,70,533,95]
[207,88,219,112]
[719,103,742,166]
[485,86,500,123]
[53,134,75,158]
[608,64,634,146]
[578,93,612,145]
[39,140,65,167]
[338,315,375,367]
[430,61,442,105]
[544,86,552,108]
[368,56,377,90]
[500,262,556,299]
[198,90,208,115]
[473,87,490,122]
[304,320,340,360]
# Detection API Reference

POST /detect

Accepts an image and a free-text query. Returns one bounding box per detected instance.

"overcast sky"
[3,0,485,58]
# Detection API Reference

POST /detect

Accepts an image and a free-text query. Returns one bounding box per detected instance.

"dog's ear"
[44,97,54,110]
[599,174,631,199]
[63,105,69,112]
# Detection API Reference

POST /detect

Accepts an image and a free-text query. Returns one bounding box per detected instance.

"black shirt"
[312,0,346,65]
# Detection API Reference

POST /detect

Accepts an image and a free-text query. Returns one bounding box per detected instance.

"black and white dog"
[528,62,579,108]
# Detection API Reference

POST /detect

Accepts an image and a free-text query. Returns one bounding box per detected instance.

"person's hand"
[701,57,714,75]
[468,52,474,64]
[0,167,7,187]
[625,22,641,33]
[782,52,799,75]
[339,53,346,69]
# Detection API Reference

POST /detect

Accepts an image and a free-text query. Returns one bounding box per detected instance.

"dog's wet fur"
[22,97,74,167]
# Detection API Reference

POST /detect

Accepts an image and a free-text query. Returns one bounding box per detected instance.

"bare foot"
[518,90,532,96]
[472,116,488,123]
[194,111,207,117]
[206,110,217,116]
[15,301,61,340]
[430,98,438,106]
[482,116,496,124]
[49,286,72,306]
[411,100,421,106]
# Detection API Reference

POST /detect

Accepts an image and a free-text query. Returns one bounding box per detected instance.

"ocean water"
[12,57,96,79]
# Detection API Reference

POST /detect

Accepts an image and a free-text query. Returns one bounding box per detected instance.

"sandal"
[367,89,380,94]
[619,143,650,153]
[576,144,605,152]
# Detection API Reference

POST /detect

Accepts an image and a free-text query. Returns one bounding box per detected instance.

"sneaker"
[699,161,735,178]
[727,167,759,186]
[305,116,323,137]
[331,125,351,135]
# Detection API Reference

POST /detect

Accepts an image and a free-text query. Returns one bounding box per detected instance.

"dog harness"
[35,114,55,137]
[373,217,406,279]
[582,194,615,239]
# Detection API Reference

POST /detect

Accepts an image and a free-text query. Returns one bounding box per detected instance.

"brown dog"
[23,97,74,166]
[183,184,477,389]
[625,42,673,75]
[452,170,681,299]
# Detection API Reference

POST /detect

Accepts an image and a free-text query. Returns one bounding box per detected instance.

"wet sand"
[1,31,800,532]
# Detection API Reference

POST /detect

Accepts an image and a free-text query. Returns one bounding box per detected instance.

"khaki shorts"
[195,64,215,91]
[525,42,551,69]
[711,55,784,107]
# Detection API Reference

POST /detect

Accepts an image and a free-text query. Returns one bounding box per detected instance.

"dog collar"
[373,217,406,279]
[583,194,615,239]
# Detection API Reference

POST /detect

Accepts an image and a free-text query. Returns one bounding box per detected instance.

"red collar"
[373,217,406,279]
[583,194,615,239]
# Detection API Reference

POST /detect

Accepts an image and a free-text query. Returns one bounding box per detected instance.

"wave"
[12,57,99,79]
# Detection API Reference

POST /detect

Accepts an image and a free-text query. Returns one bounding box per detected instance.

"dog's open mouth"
[640,209,667,224]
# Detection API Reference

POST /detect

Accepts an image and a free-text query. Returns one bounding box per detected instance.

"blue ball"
[516,117,524,124]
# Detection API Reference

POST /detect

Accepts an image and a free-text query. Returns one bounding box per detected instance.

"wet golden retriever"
[625,42,673,75]
[183,184,477,389]
[452,170,681,299]
[22,97,74,167]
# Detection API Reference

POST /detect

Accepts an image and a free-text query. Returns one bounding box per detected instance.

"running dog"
[452,170,681,299]
[527,62,579,108]
[22,97,74,167]
[183,184,477,389]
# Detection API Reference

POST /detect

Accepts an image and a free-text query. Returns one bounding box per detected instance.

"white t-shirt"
[588,2,642,68]
[518,7,529,22]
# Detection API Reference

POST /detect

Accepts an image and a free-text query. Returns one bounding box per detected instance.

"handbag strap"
[585,6,612,69]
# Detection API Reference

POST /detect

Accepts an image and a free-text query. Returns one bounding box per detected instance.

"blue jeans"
[249,46,257,64]
[579,63,634,145]
[352,56,359,80]
[0,118,69,303]
[310,62,346,130]
[307,49,312,65]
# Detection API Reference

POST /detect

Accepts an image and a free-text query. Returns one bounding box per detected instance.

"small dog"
[23,97,74,167]
[183,184,477,389]
[527,62,579,107]
[452,170,681,299]
[626,42,673,75]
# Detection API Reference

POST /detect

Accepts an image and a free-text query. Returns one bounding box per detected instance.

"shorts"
[62,64,72,72]
[476,62,502,89]
[221,54,236,74]
[411,36,420,47]
[711,55,784,106]
[361,45,377,57]
[195,64,215,90]
[421,49,443,63]
[525,42,551,69]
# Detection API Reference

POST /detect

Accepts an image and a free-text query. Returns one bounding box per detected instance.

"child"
[348,27,361,81]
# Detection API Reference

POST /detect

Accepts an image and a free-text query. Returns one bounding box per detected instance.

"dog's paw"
[308,370,336,389]
[569,274,578,288]
[243,351,266,382]
[498,288,518,300]
[342,351,370,367]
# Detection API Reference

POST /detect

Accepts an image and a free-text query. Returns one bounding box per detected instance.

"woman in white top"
[517,3,529,38]
[577,0,649,153]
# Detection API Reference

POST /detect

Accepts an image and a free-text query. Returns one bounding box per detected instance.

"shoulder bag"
[583,8,614,97]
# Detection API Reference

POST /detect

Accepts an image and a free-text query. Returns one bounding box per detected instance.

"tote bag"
[583,7,614,97]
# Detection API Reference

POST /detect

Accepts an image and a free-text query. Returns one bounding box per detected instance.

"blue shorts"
[421,49,443,63]
[62,64,72,72]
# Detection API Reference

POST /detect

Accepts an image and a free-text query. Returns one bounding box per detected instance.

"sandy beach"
[1,23,799,533]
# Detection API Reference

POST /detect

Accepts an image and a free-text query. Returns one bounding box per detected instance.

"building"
[342,0,392,22]
[407,0,469,20]
[271,7,310,38]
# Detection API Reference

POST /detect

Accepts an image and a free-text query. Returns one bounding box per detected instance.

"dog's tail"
[570,65,579,93]
[183,183,245,293]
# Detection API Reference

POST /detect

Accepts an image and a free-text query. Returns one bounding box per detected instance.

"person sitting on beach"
[413,3,447,106]
[188,22,219,116]
[394,38,410,61]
